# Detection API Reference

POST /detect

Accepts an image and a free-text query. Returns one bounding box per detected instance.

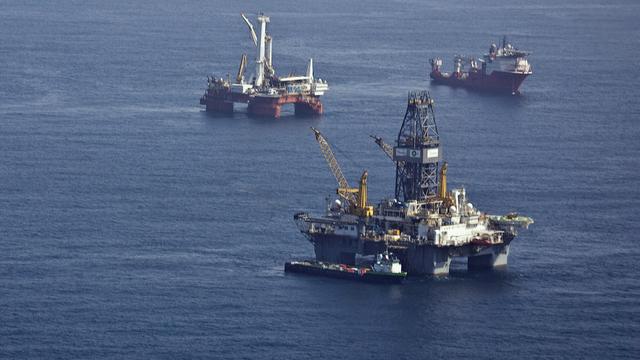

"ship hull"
[284,262,406,284]
[201,90,323,118]
[430,70,530,94]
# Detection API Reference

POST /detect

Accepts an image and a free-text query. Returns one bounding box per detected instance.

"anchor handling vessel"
[293,91,533,275]
[200,13,329,118]
[429,37,532,94]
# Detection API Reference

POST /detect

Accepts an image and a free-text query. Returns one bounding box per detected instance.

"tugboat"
[284,252,407,284]
[429,36,532,94]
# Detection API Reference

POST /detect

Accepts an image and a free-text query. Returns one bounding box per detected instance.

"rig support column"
[313,236,358,265]
[247,98,281,118]
[294,97,323,116]
[205,99,234,113]
[468,244,510,270]
[405,245,451,275]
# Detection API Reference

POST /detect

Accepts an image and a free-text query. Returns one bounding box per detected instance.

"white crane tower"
[241,13,275,88]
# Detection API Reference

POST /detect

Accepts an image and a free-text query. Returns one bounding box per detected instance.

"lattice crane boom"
[236,54,247,83]
[369,135,394,160]
[310,128,357,205]
[370,135,406,169]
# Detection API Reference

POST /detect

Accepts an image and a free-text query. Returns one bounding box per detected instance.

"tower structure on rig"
[392,91,441,203]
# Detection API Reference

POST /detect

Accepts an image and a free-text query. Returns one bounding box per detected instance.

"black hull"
[284,262,405,284]
[430,70,530,94]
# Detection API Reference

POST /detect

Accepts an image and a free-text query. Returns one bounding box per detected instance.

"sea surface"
[1,0,639,358]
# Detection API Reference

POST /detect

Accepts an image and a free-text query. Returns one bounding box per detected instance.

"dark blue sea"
[1,0,639,358]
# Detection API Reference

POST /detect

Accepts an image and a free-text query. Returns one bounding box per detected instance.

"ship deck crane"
[240,12,274,87]
[370,135,405,169]
[311,128,373,217]
[369,135,394,160]
[236,54,247,83]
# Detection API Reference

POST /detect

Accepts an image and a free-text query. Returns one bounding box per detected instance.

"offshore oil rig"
[294,91,533,275]
[200,13,329,118]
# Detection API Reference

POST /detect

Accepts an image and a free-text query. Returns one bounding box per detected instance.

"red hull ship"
[430,37,532,94]
[200,13,328,118]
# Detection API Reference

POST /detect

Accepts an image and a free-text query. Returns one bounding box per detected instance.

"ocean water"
[1,0,639,358]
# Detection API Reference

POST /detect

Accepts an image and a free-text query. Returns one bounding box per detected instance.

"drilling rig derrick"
[393,91,441,204]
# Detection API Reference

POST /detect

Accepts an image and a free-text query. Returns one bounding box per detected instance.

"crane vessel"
[200,13,329,118]
[430,37,532,94]
[293,91,533,275]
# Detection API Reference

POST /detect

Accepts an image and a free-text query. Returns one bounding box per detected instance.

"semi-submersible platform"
[294,91,533,275]
[200,13,328,118]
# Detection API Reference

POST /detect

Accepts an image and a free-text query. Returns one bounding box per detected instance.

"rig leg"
[248,99,281,118]
[294,100,323,116]
[313,236,358,265]
[205,99,234,113]
[468,244,510,270]
[405,245,451,275]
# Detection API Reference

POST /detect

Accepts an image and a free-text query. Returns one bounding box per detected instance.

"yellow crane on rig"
[311,128,374,217]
